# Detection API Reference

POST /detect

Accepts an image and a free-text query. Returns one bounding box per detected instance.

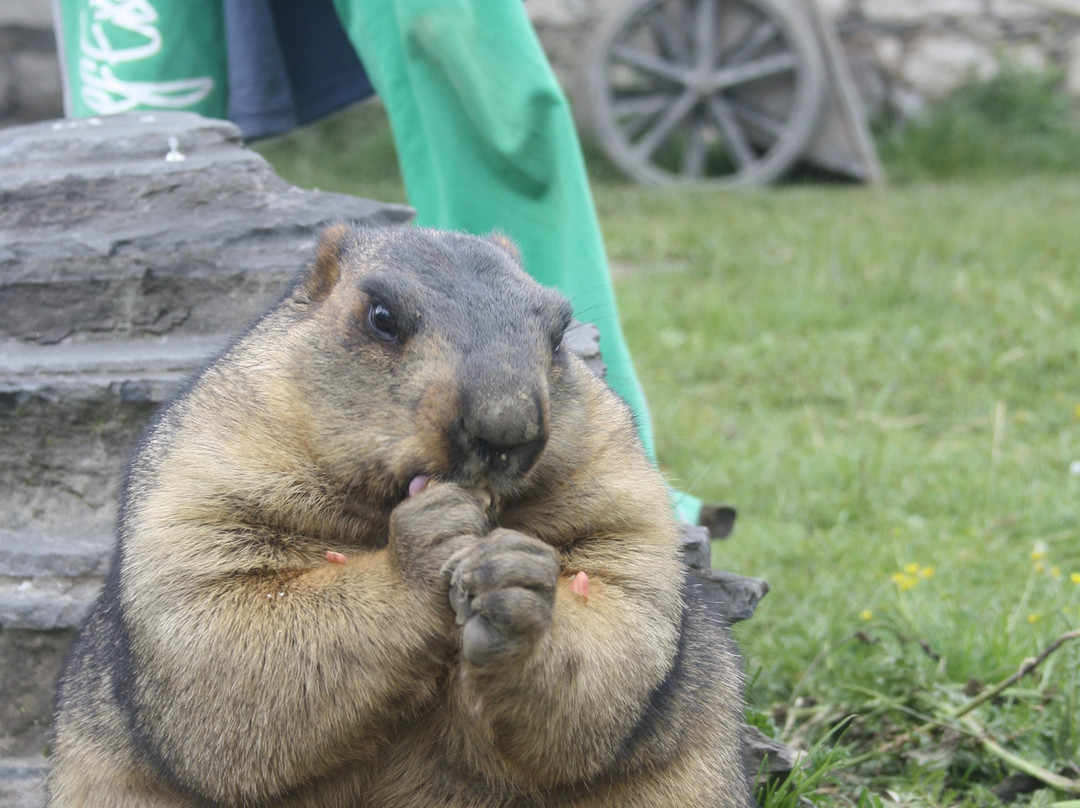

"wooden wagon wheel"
[585,0,828,187]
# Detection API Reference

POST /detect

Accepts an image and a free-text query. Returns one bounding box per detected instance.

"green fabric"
[56,0,227,119]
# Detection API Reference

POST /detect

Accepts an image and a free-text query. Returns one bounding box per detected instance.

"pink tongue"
[408,475,429,497]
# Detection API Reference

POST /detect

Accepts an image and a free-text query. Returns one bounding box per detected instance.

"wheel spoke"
[707,97,756,169]
[613,93,675,119]
[613,93,673,138]
[646,6,691,65]
[634,89,700,160]
[725,20,779,66]
[693,0,718,70]
[612,44,689,85]
[681,111,707,177]
[712,51,797,89]
[727,98,785,138]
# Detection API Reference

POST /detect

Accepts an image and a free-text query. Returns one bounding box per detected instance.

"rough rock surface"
[0,113,411,345]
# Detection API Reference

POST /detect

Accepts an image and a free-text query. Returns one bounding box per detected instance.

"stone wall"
[529,0,1080,126]
[821,0,1080,121]
[0,0,63,128]
[3,0,1080,130]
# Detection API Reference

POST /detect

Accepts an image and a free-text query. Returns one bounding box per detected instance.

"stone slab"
[0,336,227,531]
[0,334,226,389]
[0,577,103,631]
[677,524,712,570]
[0,527,112,579]
[690,568,771,624]
[0,626,75,767]
[0,757,48,808]
[0,113,413,344]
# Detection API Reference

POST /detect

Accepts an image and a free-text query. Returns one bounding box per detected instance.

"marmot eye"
[551,319,570,355]
[367,301,399,342]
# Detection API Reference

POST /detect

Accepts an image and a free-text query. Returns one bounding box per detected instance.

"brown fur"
[48,225,752,807]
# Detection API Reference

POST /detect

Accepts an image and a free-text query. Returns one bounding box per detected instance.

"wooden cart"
[584,0,880,187]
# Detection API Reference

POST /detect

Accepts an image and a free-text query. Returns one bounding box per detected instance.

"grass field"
[255,98,1080,806]
[601,177,1080,806]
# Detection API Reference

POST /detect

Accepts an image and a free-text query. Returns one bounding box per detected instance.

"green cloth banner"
[56,0,227,119]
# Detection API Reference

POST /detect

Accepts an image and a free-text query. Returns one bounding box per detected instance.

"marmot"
[48,225,753,807]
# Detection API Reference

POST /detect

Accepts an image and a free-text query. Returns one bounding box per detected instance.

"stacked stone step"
[0,112,412,805]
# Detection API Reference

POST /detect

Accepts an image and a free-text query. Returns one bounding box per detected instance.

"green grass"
[254,90,1080,806]
[603,178,1080,805]
[254,102,408,206]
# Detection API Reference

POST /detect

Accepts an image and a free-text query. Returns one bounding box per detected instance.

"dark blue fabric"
[223,0,373,140]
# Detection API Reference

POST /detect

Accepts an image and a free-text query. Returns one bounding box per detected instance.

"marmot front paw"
[441,529,559,666]
[389,482,491,583]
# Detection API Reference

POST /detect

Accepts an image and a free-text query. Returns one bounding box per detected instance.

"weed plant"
[877,69,1080,181]
[255,81,1080,805]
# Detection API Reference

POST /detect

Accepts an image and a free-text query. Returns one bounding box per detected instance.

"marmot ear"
[487,232,523,263]
[295,223,351,303]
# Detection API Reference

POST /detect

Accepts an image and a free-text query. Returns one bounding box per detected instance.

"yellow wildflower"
[891,564,935,591]
[1071,572,1080,585]
[1035,562,1045,573]
[1028,613,1040,624]
[1030,549,1046,562]
[891,572,919,591]
[860,609,873,621]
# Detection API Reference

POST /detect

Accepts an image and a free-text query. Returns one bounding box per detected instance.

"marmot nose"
[471,434,548,475]
[462,391,549,476]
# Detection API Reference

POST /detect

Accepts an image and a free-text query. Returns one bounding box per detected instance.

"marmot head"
[282,224,575,505]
